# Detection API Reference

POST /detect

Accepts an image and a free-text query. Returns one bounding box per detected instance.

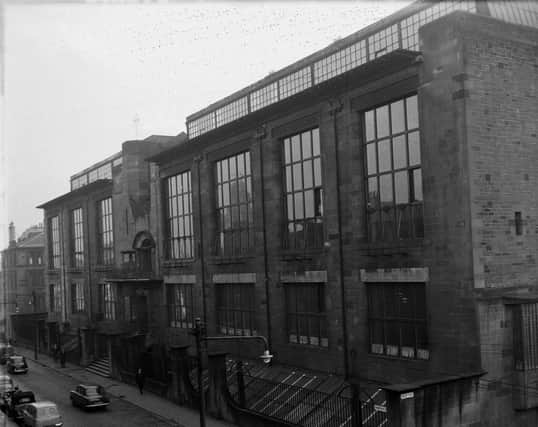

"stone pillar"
[80,328,88,365]
[206,352,235,423]
[385,388,417,427]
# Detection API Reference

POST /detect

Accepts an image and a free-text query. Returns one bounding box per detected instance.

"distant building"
[1,222,47,347]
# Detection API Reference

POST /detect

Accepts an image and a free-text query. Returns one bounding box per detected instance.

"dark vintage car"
[7,355,28,374]
[5,390,35,420]
[69,384,109,410]
[0,345,15,365]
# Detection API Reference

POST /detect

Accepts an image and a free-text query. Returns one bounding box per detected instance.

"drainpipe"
[329,99,350,380]
[256,125,272,351]
[85,198,92,323]
[195,156,208,322]
[59,211,68,331]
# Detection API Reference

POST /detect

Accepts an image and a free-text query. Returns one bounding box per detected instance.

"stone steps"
[85,357,111,378]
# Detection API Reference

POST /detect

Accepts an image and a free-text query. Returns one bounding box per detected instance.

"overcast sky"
[2,0,410,245]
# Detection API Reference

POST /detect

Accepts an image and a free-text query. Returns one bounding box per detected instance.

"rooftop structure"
[185,0,537,139]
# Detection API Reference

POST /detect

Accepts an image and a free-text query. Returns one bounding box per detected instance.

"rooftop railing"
[186,0,537,140]
[186,0,478,139]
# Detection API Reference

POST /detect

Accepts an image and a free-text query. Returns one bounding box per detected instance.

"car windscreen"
[11,356,24,365]
[84,386,100,396]
[15,395,34,404]
[37,406,59,417]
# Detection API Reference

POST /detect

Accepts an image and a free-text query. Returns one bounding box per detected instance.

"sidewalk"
[15,347,236,427]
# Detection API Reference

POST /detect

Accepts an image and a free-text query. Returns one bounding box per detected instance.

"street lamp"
[192,317,273,427]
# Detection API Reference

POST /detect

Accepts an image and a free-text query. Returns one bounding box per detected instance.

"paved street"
[3,347,236,427]
[3,358,176,427]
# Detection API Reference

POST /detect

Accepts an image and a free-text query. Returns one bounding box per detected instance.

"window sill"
[95,265,113,272]
[163,259,195,268]
[66,267,85,274]
[358,238,425,255]
[286,342,329,351]
[367,352,430,362]
[280,247,326,260]
[208,255,256,265]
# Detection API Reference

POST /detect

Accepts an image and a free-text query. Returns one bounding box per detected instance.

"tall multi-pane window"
[167,284,194,329]
[103,283,117,320]
[49,284,55,312]
[165,171,194,260]
[50,283,62,314]
[71,282,85,313]
[513,303,538,370]
[122,296,136,321]
[49,216,60,269]
[71,208,84,268]
[97,198,114,265]
[215,152,253,256]
[364,94,423,242]
[216,284,256,336]
[283,128,324,249]
[285,284,328,347]
[367,283,428,360]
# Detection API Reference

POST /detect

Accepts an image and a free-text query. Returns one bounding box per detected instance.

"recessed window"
[122,296,136,322]
[513,302,538,370]
[97,198,114,265]
[216,284,256,336]
[367,283,428,360]
[283,128,324,249]
[71,208,85,268]
[285,283,328,347]
[48,216,60,269]
[102,283,117,320]
[71,282,85,313]
[215,152,254,256]
[515,211,523,236]
[165,171,194,260]
[364,95,424,242]
[167,284,194,329]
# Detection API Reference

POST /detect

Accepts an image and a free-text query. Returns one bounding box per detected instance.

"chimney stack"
[8,222,16,247]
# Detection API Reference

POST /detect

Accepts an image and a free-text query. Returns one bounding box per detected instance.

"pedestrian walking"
[135,368,145,395]
[60,347,66,368]
[52,344,58,362]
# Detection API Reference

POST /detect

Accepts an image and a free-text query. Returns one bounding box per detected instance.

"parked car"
[5,390,35,421]
[70,384,109,410]
[0,375,15,410]
[7,355,28,374]
[19,401,63,427]
[0,344,15,365]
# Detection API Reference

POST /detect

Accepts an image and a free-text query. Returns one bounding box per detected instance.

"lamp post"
[192,317,273,427]
[32,291,38,360]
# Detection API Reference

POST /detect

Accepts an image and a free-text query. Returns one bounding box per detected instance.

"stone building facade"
[38,135,185,369]
[1,223,47,347]
[150,4,538,427]
[38,1,538,426]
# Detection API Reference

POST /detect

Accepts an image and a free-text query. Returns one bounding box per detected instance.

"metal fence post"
[352,383,363,427]
[236,360,246,407]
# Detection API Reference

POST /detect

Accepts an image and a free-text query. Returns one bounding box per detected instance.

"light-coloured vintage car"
[0,375,15,410]
[19,401,63,427]
[70,384,110,410]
